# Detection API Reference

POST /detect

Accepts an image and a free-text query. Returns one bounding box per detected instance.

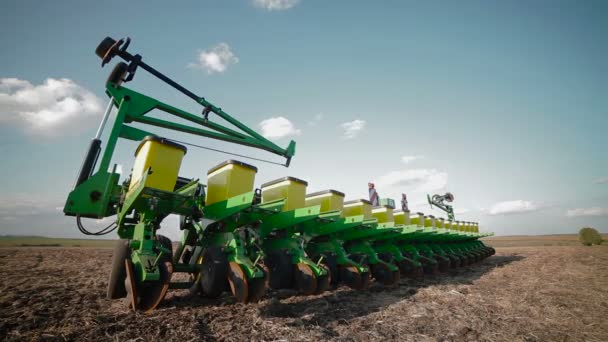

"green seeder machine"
[64,36,495,312]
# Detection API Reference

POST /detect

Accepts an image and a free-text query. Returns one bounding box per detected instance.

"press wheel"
[391,270,401,286]
[294,263,317,295]
[107,239,130,299]
[339,265,363,290]
[246,264,269,303]
[460,255,470,266]
[430,262,440,275]
[475,251,484,260]
[321,255,339,286]
[411,264,424,278]
[448,255,461,268]
[420,256,439,276]
[360,271,371,289]
[436,256,450,272]
[399,259,424,279]
[314,264,331,294]
[199,247,229,298]
[397,259,414,278]
[265,251,294,289]
[458,255,468,266]
[371,262,400,286]
[228,262,249,303]
[466,253,477,263]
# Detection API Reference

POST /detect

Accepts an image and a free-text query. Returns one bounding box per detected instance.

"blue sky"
[0,0,606,239]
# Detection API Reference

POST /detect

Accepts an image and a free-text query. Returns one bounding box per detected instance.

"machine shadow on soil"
[260,255,523,322]
[158,254,524,337]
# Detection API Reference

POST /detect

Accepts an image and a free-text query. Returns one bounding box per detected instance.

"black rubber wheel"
[247,264,269,303]
[360,271,371,289]
[314,264,331,294]
[96,37,117,59]
[459,255,469,266]
[156,235,173,262]
[199,247,229,298]
[322,255,339,286]
[396,259,412,275]
[466,253,477,263]
[371,262,400,286]
[447,255,460,268]
[391,270,401,286]
[181,246,193,264]
[398,258,424,279]
[294,263,317,295]
[339,265,361,289]
[265,251,294,289]
[420,256,438,275]
[246,276,266,303]
[435,256,450,272]
[474,252,483,261]
[173,241,183,264]
[107,62,128,86]
[431,262,440,275]
[107,239,130,299]
[411,264,424,278]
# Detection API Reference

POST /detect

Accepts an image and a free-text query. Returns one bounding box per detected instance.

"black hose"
[76,215,118,236]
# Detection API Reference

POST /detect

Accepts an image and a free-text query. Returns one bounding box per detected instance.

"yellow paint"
[372,206,394,223]
[343,200,373,219]
[305,191,344,214]
[129,138,186,192]
[262,178,307,211]
[394,211,410,225]
[206,162,257,205]
[410,213,425,226]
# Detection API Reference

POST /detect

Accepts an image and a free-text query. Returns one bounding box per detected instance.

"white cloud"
[340,119,366,139]
[374,168,448,194]
[0,78,103,136]
[401,155,424,164]
[189,43,239,74]
[488,200,537,215]
[307,113,323,126]
[0,193,62,217]
[566,207,608,217]
[594,177,608,184]
[259,116,301,140]
[252,0,299,11]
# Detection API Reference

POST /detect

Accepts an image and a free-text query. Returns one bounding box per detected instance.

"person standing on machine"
[368,182,380,206]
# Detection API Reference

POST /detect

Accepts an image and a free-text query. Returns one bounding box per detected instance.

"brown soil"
[0,246,606,341]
